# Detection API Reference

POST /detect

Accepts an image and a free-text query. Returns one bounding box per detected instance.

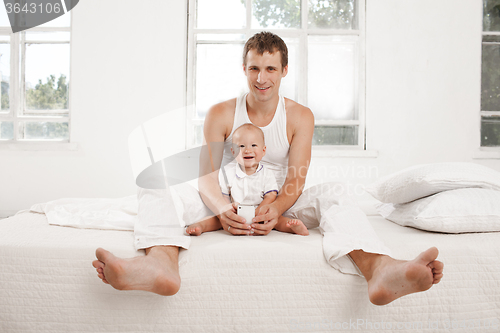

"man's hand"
[218,202,253,235]
[251,203,280,235]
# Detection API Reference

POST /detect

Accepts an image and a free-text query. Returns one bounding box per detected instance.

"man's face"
[243,49,288,103]
[231,128,266,170]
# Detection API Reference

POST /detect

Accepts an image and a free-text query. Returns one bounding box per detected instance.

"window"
[481,0,500,147]
[187,0,365,149]
[0,8,71,142]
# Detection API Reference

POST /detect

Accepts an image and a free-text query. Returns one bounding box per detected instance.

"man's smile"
[255,86,270,91]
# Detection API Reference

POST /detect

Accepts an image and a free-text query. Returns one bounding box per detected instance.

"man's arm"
[252,104,315,234]
[198,101,249,234]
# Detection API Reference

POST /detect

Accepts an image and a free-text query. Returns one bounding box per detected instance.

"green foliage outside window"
[26,74,69,110]
[25,121,69,140]
[312,126,357,145]
[482,0,500,146]
[1,80,8,110]
[483,0,500,31]
[481,117,500,146]
[248,0,356,29]
[0,74,69,140]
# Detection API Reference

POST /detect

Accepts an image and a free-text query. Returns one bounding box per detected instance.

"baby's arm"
[255,191,277,216]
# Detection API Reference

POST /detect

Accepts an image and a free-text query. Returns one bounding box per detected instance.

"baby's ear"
[262,145,266,155]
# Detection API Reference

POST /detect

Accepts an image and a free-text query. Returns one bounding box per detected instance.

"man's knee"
[300,182,358,208]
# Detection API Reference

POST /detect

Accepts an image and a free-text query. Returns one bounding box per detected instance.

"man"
[93,32,443,306]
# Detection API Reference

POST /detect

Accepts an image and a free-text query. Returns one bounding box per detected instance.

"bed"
[1,201,499,333]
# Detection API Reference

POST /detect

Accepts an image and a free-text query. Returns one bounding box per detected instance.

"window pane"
[481,38,500,111]
[196,43,247,118]
[0,42,10,112]
[252,0,301,29]
[279,37,298,102]
[26,32,70,42]
[193,123,204,146]
[197,34,246,42]
[481,115,500,146]
[20,121,69,140]
[308,0,357,30]
[25,43,70,111]
[313,125,358,145]
[0,121,13,140]
[0,7,9,27]
[196,0,246,29]
[483,0,500,32]
[39,12,71,28]
[308,35,357,120]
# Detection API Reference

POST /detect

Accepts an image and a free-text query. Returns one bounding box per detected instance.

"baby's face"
[231,128,266,169]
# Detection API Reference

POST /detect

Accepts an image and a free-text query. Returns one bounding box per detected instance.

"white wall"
[1,0,499,216]
[0,0,188,216]
[306,0,500,194]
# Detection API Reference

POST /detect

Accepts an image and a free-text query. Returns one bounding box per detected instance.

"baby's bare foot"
[186,223,203,236]
[185,217,222,236]
[286,219,309,236]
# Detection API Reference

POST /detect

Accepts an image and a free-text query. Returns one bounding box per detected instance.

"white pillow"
[378,188,500,233]
[365,162,500,204]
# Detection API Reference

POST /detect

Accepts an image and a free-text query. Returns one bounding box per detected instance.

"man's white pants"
[135,182,391,276]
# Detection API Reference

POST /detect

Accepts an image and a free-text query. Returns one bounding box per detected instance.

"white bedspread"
[0,212,499,332]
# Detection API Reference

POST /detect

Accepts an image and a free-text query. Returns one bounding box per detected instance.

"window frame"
[480,30,500,149]
[186,0,366,150]
[0,14,72,145]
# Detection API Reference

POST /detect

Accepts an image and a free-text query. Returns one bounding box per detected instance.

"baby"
[186,123,308,236]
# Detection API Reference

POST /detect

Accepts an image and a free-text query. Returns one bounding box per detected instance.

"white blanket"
[28,196,138,231]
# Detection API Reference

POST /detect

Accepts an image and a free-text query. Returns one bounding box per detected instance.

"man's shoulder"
[284,97,314,119]
[204,98,237,135]
[283,97,314,129]
[207,98,237,117]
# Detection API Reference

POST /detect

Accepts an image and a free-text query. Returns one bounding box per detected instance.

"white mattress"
[0,211,499,332]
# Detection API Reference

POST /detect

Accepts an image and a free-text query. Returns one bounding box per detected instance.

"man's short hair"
[243,31,288,69]
[232,123,265,143]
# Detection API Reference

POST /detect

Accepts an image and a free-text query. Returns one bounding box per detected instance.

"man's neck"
[246,93,280,117]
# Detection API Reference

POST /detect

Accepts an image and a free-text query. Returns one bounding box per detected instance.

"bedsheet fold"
[27,196,138,231]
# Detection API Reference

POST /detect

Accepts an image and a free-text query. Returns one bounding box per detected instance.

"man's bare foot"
[92,246,181,296]
[93,259,109,284]
[285,219,309,236]
[359,247,444,306]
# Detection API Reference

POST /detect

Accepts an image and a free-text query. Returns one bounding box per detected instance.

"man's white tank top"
[222,93,290,188]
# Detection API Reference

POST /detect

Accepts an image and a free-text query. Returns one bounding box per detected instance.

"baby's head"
[231,123,266,169]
